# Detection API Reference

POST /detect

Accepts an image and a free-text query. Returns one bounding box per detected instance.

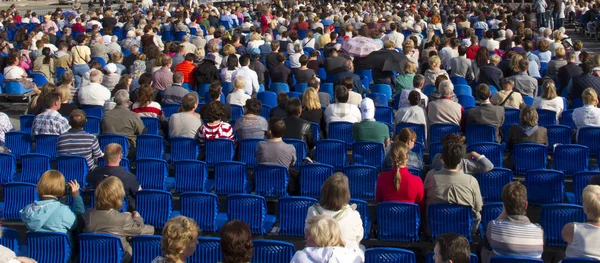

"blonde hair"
[555,46,566,59]
[56,85,72,103]
[302,87,321,111]
[402,40,414,53]
[583,185,600,220]
[95,176,125,211]
[306,214,345,247]
[249,32,261,41]
[161,216,200,262]
[37,170,66,197]
[404,61,417,74]
[541,79,558,100]
[553,30,563,41]
[582,88,599,105]
[490,54,501,65]
[389,142,409,191]
[319,173,350,211]
[510,54,524,72]
[222,44,236,56]
[429,55,441,68]
[233,76,245,91]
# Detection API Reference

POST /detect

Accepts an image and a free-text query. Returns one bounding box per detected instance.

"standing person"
[71,34,91,89]
[534,0,548,29]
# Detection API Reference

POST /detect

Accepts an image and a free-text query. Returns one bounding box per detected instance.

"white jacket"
[305,204,364,251]
[291,247,363,263]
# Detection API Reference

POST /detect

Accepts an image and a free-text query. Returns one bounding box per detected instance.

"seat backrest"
[80,105,104,119]
[547,125,572,152]
[162,104,182,118]
[254,164,289,197]
[344,165,378,201]
[454,84,473,96]
[513,143,548,175]
[278,197,318,237]
[180,192,219,232]
[352,142,384,169]
[368,93,389,106]
[205,139,235,167]
[231,105,244,122]
[577,127,600,155]
[377,202,420,242]
[536,109,558,126]
[541,204,586,247]
[169,136,199,163]
[428,203,473,242]
[370,84,392,99]
[480,202,504,238]
[283,139,307,169]
[136,158,169,191]
[315,139,347,170]
[131,235,162,263]
[79,233,124,263]
[136,134,165,159]
[98,134,129,157]
[83,116,101,135]
[457,95,476,108]
[0,227,19,254]
[328,122,354,147]
[426,252,479,263]
[374,106,394,125]
[428,142,443,164]
[490,256,544,263]
[429,123,460,144]
[299,163,334,198]
[468,143,503,167]
[191,237,222,263]
[0,153,16,185]
[257,91,277,108]
[365,248,416,263]
[20,154,51,184]
[214,161,248,195]
[27,232,71,263]
[57,155,89,184]
[466,124,497,145]
[174,160,208,193]
[5,131,31,159]
[524,169,565,205]
[475,168,514,203]
[310,122,321,141]
[250,240,295,263]
[561,258,600,263]
[227,194,270,235]
[270,82,290,93]
[140,117,160,135]
[572,171,598,205]
[136,190,172,229]
[560,110,575,130]
[554,144,589,176]
[35,134,58,160]
[239,139,265,168]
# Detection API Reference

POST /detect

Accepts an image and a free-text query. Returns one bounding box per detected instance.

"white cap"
[360,98,375,120]
[104,63,117,74]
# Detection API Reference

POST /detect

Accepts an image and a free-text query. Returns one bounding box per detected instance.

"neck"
[269,137,282,142]
[106,162,120,167]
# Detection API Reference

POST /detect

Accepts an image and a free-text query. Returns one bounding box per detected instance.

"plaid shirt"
[32,109,71,136]
[0,112,13,145]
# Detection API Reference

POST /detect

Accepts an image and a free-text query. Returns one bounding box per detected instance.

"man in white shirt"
[382,23,404,49]
[180,35,197,55]
[479,30,499,52]
[573,88,600,137]
[324,85,362,128]
[439,38,459,71]
[77,70,111,106]
[232,55,259,96]
[399,74,428,109]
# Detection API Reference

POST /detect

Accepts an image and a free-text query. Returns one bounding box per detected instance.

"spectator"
[234,98,268,140]
[425,141,484,232]
[162,72,189,105]
[467,84,505,143]
[249,49,267,85]
[294,55,316,84]
[77,69,111,106]
[424,55,449,87]
[199,83,232,122]
[300,87,324,125]
[568,61,600,102]
[334,60,363,94]
[480,30,499,52]
[430,134,494,174]
[231,55,259,96]
[450,45,474,81]
[398,74,427,109]
[270,53,292,86]
[174,54,196,86]
[557,52,583,92]
[198,101,234,146]
[524,39,542,79]
[265,41,281,71]
[220,220,253,263]
[57,110,103,169]
[33,47,55,84]
[382,23,404,48]
[288,44,303,69]
[427,80,463,126]
[101,63,120,91]
[84,176,154,263]
[72,34,91,89]
[352,98,390,146]
[324,86,362,127]
[221,54,239,83]
[305,173,364,255]
[376,141,425,209]
[226,76,251,106]
[291,214,363,263]
[283,98,315,150]
[194,53,220,85]
[256,118,298,194]
[101,90,145,158]
[533,79,564,122]
[477,54,504,90]
[505,106,548,168]
[395,61,418,95]
[395,90,427,131]
[131,84,164,120]
[338,76,363,106]
[433,233,471,263]
[152,55,174,92]
[573,88,600,135]
[324,47,347,76]
[481,182,544,262]
[152,216,199,263]
[169,93,202,139]
[20,170,83,236]
[491,79,525,109]
[32,92,70,136]
[562,185,600,260]
[171,45,185,71]
[547,46,567,78]
[535,40,552,63]
[0,111,13,145]
[55,82,78,117]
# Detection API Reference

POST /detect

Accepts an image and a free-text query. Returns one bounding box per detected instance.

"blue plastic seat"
[35,134,58,160]
[98,134,129,157]
[554,144,589,176]
[423,85,436,96]
[374,106,394,125]
[428,204,473,242]
[561,110,575,129]
[19,115,34,135]
[351,198,372,239]
[20,153,51,184]
[365,248,416,263]
[214,161,248,195]
[294,83,309,93]
[136,134,164,159]
[568,171,598,204]
[328,122,354,147]
[491,256,544,263]
[136,158,170,191]
[136,190,173,229]
[310,122,321,142]
[1,227,19,254]
[504,108,521,126]
[524,169,565,205]
[320,83,335,100]
[238,139,265,168]
[547,125,572,152]
[479,202,504,238]
[169,136,199,163]
[131,235,161,263]
[287,91,302,99]
[536,109,558,126]
[278,196,317,236]
[514,143,548,175]
[426,252,479,263]
[27,232,71,263]
[80,105,104,119]
[540,204,586,246]
[57,155,89,184]
[2,182,37,220]
[30,72,49,87]
[254,164,289,197]
[429,123,460,144]
[174,31,187,41]
[377,202,420,242]
[367,93,389,106]
[429,142,443,164]
[97,157,130,171]
[315,139,346,170]
[561,258,600,263]
[260,105,271,120]
[450,76,468,85]
[270,82,290,93]
[540,62,549,77]
[174,160,208,193]
[257,91,277,108]
[227,194,276,235]
[283,139,307,169]
[457,95,476,108]
[343,165,378,200]
[523,96,535,106]
[0,153,15,184]
[395,123,426,144]
[162,104,181,118]
[180,192,227,233]
[466,124,497,144]
[352,142,384,169]
[231,105,244,122]
[299,164,335,198]
[577,127,600,156]
[454,84,473,96]
[468,143,503,167]
[140,117,160,135]
[192,237,222,263]
[79,233,124,263]
[371,84,393,100]
[83,116,101,135]
[355,69,373,83]
[475,168,514,203]
[251,240,295,263]
[360,75,370,92]
[205,139,235,167]
[4,81,33,94]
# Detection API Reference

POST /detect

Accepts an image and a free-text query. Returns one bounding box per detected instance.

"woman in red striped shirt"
[197,101,235,145]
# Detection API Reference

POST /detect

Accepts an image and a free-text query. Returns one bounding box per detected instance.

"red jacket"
[174,60,196,85]
[376,167,425,213]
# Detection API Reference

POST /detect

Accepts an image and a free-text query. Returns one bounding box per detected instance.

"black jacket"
[194,61,220,85]
[283,116,315,149]
[478,64,504,89]
[569,73,600,101]
[558,62,583,93]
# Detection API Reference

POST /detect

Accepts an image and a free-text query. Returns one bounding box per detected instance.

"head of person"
[540,79,558,100]
[68,109,87,130]
[503,79,515,91]
[160,216,199,263]
[302,87,321,111]
[113,89,130,107]
[239,55,250,67]
[334,85,349,104]
[170,71,184,85]
[104,143,123,166]
[502,181,528,216]
[566,51,577,63]
[319,173,350,211]
[442,140,466,170]
[582,88,599,106]
[360,97,375,120]
[89,69,103,84]
[475,84,490,101]
[181,92,199,112]
[208,81,223,100]
[404,61,417,74]
[438,80,454,98]
[43,91,62,110]
[520,106,539,127]
[220,220,253,263]
[286,98,302,117]
[413,74,425,89]
[205,101,226,123]
[537,40,550,52]
[37,170,68,198]
[433,233,471,263]
[233,76,246,92]
[582,185,600,221]
[243,98,262,116]
[555,46,566,60]
[137,84,154,107]
[389,141,409,190]
[276,92,289,108]
[94,176,125,211]
[429,55,441,70]
[267,117,286,139]
[305,214,346,248]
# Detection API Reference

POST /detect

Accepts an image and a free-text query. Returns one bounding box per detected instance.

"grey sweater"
[430,153,494,175]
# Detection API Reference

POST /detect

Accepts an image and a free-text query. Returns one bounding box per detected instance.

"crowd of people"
[0,0,598,262]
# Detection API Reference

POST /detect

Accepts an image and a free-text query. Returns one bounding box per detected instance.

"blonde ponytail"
[390,142,409,191]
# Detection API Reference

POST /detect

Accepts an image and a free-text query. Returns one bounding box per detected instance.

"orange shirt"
[174,60,196,85]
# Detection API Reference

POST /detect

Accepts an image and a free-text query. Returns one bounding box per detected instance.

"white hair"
[89,70,104,83]
[439,80,454,97]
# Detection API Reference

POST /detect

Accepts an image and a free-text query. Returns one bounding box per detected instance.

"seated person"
[169,93,202,139]
[101,90,145,159]
[152,216,199,263]
[324,86,362,129]
[199,82,232,122]
[197,101,235,147]
[467,84,505,143]
[505,106,548,168]
[491,78,525,109]
[352,98,390,146]
[270,92,289,119]
[384,128,423,169]
[431,134,494,175]
[427,80,463,126]
[226,76,251,106]
[573,88,600,135]
[32,91,71,136]
[162,72,189,105]
[433,233,472,263]
[220,221,254,263]
[394,90,427,134]
[283,98,315,150]
[57,109,104,169]
[234,98,268,140]
[255,118,298,194]
[562,185,600,260]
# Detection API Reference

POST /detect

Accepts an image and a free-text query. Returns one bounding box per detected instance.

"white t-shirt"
[533,96,564,121]
[3,66,25,80]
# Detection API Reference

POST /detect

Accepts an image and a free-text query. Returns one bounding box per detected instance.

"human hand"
[16,256,37,263]
[132,211,140,218]
[68,180,80,197]
[467,152,480,159]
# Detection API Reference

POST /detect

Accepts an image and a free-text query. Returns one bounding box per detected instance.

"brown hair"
[519,106,538,127]
[137,84,154,108]
[220,220,253,263]
[537,40,550,52]
[94,176,125,210]
[37,170,66,197]
[319,173,350,211]
[398,128,416,144]
[68,109,87,130]
[501,181,527,216]
[389,142,409,191]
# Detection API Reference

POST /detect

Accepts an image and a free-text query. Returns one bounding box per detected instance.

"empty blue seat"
[257,91,277,107]
[523,96,535,106]
[524,169,565,205]
[468,143,503,167]
[30,73,49,87]
[320,83,334,99]
[80,105,104,119]
[278,196,317,236]
[514,143,548,175]
[287,91,302,99]
[466,124,497,144]
[299,164,334,198]
[315,139,346,170]
[251,240,295,263]
[365,248,416,263]
[540,204,586,246]
[81,116,101,135]
[136,134,164,159]
[270,82,290,93]
[554,144,589,176]
[536,109,558,126]
[475,168,514,203]
[377,202,420,242]
[569,171,598,204]
[283,139,307,169]
[343,165,378,200]
[374,106,394,125]
[479,202,504,238]
[239,139,264,168]
[180,192,226,233]
[547,125,572,152]
[260,105,271,120]
[2,182,37,220]
[577,127,600,156]
[214,161,248,195]
[79,233,124,263]
[192,237,222,263]
[450,76,468,85]
[294,83,309,93]
[428,204,473,242]
[429,142,443,164]
[20,154,51,184]
[136,158,170,191]
[454,84,473,96]
[204,139,235,167]
[352,142,384,168]
[370,84,393,100]
[490,256,544,263]
[368,93,389,107]
[328,122,354,147]
[0,153,16,184]
[131,235,161,263]
[254,164,289,197]
[310,122,321,141]
[162,104,181,118]
[351,198,372,239]
[227,194,276,235]
[27,232,71,263]
[423,85,436,96]
[1,227,19,254]
[5,131,31,159]
[140,117,160,135]
[57,155,89,184]
[98,134,129,157]
[430,123,460,144]
[4,81,33,94]
[457,95,476,108]
[169,137,199,163]
[174,160,208,193]
[504,108,521,125]
[35,134,58,160]
[136,190,173,229]
[355,69,373,83]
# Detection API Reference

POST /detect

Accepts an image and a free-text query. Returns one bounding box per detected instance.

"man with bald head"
[77,69,111,106]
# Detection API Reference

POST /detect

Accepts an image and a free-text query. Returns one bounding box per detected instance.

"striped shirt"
[57,129,104,169]
[131,101,163,118]
[486,215,544,259]
[197,121,234,145]
[32,109,71,136]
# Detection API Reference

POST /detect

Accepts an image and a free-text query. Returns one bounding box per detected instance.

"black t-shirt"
[86,166,140,211]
